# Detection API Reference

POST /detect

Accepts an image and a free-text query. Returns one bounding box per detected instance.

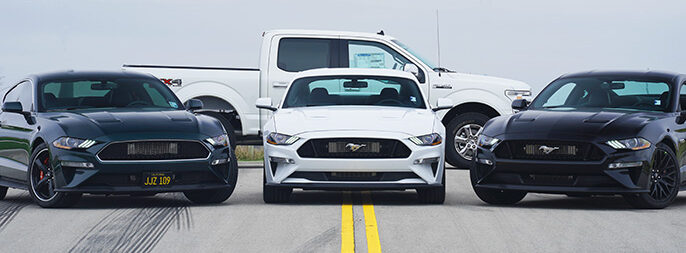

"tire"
[445,112,491,168]
[201,111,238,150]
[417,169,446,204]
[184,149,238,204]
[263,171,292,203]
[623,143,680,209]
[0,186,7,200]
[27,143,82,208]
[470,163,526,205]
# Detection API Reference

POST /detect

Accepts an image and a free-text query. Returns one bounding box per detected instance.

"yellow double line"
[341,191,381,253]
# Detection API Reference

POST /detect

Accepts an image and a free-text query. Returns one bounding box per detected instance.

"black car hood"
[43,109,222,139]
[484,109,666,138]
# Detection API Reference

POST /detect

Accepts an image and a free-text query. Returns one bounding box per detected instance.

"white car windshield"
[282,75,426,109]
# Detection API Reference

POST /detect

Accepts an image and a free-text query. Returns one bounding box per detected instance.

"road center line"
[362,191,381,253]
[341,191,355,253]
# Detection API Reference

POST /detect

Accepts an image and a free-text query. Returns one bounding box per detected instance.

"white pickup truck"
[123,29,532,168]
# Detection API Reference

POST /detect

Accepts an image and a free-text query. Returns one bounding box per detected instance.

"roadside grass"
[235,145,264,161]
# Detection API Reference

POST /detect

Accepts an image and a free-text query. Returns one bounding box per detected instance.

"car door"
[266,36,340,106]
[676,82,686,183]
[0,80,35,181]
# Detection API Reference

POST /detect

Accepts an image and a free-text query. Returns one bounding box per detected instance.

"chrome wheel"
[30,148,57,202]
[454,124,483,160]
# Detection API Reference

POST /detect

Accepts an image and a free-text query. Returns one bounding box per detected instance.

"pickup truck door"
[265,37,340,106]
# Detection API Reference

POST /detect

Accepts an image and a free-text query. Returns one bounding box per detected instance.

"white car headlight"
[606,138,651,150]
[52,137,96,150]
[409,133,442,146]
[505,89,532,101]
[266,132,300,145]
[206,134,229,147]
[477,135,500,149]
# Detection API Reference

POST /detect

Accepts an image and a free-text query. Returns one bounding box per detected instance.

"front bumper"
[49,135,235,194]
[264,131,445,190]
[473,141,653,195]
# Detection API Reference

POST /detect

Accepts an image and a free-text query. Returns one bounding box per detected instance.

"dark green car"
[0,71,238,207]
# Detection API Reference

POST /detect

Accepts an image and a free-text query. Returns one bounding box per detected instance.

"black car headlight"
[477,135,500,149]
[52,137,96,150]
[206,134,229,147]
[606,138,651,150]
[409,133,442,146]
[266,132,300,145]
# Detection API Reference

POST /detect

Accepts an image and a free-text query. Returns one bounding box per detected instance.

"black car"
[0,71,238,207]
[472,70,686,209]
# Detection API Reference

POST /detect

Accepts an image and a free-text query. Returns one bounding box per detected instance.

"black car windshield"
[281,75,426,109]
[38,78,183,111]
[529,77,673,112]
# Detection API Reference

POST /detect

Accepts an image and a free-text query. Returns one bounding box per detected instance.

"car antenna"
[377,30,384,36]
[436,9,442,77]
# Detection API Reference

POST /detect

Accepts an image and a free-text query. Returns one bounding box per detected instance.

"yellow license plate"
[143,172,173,186]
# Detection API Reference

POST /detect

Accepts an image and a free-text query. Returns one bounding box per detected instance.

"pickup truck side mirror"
[511,99,529,111]
[256,97,277,111]
[403,63,419,78]
[432,98,453,112]
[185,99,204,111]
[2,102,23,114]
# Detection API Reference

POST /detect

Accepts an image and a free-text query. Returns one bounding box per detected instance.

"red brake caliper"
[39,157,49,180]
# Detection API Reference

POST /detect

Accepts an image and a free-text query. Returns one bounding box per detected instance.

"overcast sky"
[1,0,684,92]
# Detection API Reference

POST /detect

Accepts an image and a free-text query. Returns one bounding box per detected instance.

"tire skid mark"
[69,195,193,253]
[0,193,30,231]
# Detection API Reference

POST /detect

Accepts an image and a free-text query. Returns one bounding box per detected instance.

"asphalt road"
[1,166,686,253]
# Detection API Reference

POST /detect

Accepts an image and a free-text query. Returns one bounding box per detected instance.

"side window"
[346,40,425,83]
[680,83,686,111]
[277,38,336,72]
[3,81,33,111]
[542,82,576,107]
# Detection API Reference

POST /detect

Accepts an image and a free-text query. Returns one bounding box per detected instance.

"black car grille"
[494,140,605,161]
[98,140,210,161]
[297,138,411,159]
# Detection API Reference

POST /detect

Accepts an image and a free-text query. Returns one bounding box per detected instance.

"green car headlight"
[52,137,96,150]
[606,138,651,150]
[206,134,230,147]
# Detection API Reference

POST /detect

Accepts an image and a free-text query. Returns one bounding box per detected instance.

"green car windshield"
[529,77,673,112]
[39,78,184,111]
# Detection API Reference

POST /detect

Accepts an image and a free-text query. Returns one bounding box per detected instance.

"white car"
[256,68,450,203]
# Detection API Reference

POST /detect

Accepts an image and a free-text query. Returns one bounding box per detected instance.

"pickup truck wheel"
[201,111,238,149]
[445,112,489,168]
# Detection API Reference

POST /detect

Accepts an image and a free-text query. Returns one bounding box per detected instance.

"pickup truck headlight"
[206,134,229,147]
[409,133,442,146]
[477,135,500,149]
[266,132,300,145]
[505,89,532,101]
[52,137,96,150]
[606,138,651,150]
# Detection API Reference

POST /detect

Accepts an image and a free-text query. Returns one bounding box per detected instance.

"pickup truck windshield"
[39,78,184,111]
[392,39,437,70]
[529,77,673,112]
[282,75,426,109]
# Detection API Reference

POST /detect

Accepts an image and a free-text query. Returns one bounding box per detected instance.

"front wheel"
[28,144,82,208]
[445,112,490,168]
[185,149,239,204]
[623,143,680,209]
[470,163,526,205]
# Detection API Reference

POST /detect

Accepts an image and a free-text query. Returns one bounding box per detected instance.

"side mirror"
[432,98,453,111]
[678,111,686,124]
[185,99,204,111]
[256,97,277,111]
[403,63,419,77]
[2,102,23,114]
[511,99,529,111]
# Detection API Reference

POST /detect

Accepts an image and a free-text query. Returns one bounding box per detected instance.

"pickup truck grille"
[494,140,605,161]
[297,138,411,159]
[97,140,210,161]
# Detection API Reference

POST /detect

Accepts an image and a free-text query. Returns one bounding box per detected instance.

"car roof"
[559,70,686,82]
[31,70,156,83]
[264,29,394,40]
[292,68,418,82]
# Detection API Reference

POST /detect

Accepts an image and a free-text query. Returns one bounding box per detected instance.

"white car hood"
[442,72,531,90]
[273,106,436,136]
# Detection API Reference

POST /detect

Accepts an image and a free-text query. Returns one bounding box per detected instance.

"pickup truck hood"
[273,106,436,136]
[442,72,531,90]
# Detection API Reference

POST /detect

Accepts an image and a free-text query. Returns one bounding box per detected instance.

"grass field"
[235,145,264,161]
